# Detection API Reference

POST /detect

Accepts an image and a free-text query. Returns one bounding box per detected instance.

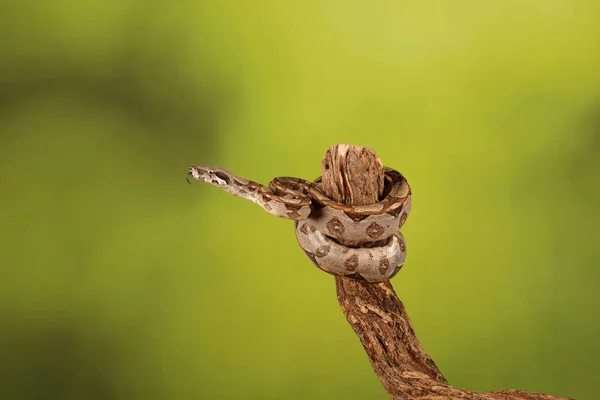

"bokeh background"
[1,1,599,399]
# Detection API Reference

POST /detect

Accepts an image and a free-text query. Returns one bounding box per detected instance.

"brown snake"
[188,165,411,282]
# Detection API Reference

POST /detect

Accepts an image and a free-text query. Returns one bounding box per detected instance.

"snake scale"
[188,165,411,282]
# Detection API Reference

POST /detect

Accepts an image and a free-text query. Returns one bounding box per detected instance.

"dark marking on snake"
[315,245,331,257]
[379,257,390,274]
[399,238,406,252]
[348,214,370,222]
[366,222,385,239]
[287,211,302,219]
[326,217,345,236]
[286,204,305,219]
[386,206,404,218]
[300,223,309,234]
[344,254,359,271]
[214,171,231,184]
[302,250,319,266]
[399,212,408,228]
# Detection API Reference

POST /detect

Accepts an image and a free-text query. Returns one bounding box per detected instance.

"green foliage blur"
[1,1,599,399]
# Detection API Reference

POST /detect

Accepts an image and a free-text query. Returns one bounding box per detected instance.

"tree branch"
[319,144,573,400]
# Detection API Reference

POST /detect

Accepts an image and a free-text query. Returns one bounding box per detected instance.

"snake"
[188,165,411,282]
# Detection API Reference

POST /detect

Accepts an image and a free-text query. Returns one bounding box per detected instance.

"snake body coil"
[188,165,411,282]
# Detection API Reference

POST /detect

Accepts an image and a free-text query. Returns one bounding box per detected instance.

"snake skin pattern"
[188,165,411,282]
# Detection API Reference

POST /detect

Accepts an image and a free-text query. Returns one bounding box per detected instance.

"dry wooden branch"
[319,144,573,400]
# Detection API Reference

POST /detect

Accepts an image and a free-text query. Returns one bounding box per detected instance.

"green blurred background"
[1,1,599,399]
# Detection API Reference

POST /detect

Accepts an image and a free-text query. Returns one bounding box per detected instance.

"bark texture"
[319,144,573,400]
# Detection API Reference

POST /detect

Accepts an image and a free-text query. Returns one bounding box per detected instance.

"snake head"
[188,166,232,187]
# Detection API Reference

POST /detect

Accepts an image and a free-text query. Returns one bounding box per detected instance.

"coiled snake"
[187,165,411,282]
